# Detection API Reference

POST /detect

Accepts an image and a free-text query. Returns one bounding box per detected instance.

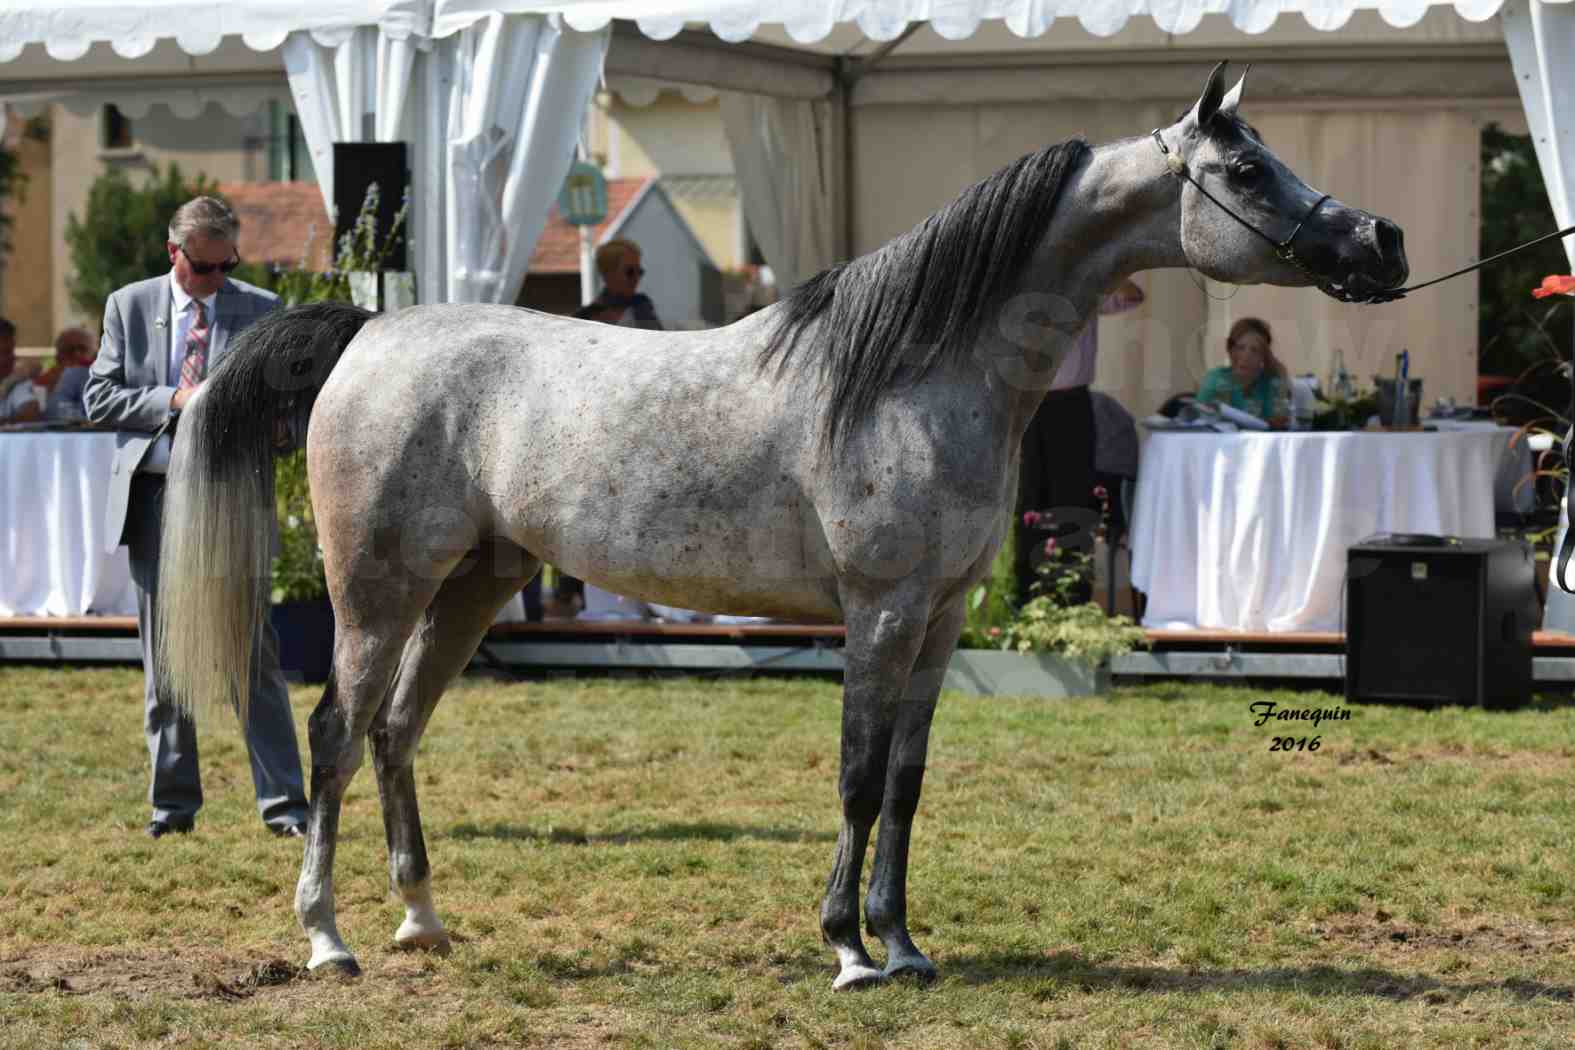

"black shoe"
[146,817,194,839]
[272,823,307,839]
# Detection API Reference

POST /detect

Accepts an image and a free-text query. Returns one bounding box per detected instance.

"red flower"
[1044,538,1058,556]
[1022,510,1041,527]
[1532,275,1575,299]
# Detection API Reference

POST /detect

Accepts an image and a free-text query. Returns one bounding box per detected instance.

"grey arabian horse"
[157,63,1406,990]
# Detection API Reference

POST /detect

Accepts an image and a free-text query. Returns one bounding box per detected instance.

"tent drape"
[718,93,837,291]
[281,13,606,305]
[439,13,609,304]
[283,26,420,225]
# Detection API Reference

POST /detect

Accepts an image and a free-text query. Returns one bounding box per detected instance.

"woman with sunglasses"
[573,239,663,330]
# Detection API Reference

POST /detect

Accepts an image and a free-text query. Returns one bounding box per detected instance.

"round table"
[1128,427,1529,633]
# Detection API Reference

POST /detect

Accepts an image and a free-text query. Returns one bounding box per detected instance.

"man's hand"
[172,386,196,412]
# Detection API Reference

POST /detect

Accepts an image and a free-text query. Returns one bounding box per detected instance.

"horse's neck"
[991,137,1186,434]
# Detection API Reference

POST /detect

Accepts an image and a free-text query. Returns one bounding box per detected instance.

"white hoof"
[394,920,452,956]
[833,963,887,991]
[306,948,361,977]
[394,880,450,955]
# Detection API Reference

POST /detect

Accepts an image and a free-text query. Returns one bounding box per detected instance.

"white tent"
[0,0,1570,400]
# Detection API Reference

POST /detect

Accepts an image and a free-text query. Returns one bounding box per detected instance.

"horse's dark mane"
[759,138,1091,452]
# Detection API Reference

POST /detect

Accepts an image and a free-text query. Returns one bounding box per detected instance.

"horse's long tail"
[157,301,376,727]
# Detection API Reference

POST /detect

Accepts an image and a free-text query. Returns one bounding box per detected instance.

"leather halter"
[1151,129,1360,302]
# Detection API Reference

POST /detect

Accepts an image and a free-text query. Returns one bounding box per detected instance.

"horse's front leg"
[822,593,929,990]
[866,599,964,981]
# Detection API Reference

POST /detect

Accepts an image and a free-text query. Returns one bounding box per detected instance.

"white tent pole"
[1503,0,1574,268]
[415,39,452,304]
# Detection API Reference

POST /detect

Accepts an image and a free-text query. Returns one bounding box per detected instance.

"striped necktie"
[178,299,209,391]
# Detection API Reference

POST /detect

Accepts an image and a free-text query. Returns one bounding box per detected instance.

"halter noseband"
[1152,129,1370,304]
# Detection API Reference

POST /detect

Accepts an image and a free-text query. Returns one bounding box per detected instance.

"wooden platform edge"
[7,617,1575,652]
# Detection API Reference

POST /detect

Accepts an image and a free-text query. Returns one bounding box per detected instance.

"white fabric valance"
[1,0,1566,64]
[0,0,428,62]
[433,0,1533,42]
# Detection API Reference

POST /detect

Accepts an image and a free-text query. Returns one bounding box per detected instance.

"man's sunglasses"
[625,266,645,279]
[180,244,242,275]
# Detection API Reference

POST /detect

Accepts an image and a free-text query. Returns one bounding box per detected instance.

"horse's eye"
[1234,162,1263,182]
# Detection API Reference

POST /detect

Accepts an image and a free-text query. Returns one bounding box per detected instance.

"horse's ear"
[1190,60,1229,129]
[1219,64,1250,120]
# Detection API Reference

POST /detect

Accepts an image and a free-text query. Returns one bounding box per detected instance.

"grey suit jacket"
[84,274,280,552]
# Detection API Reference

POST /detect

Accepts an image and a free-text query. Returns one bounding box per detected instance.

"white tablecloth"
[1,432,137,616]
[0,432,532,623]
[1129,428,1528,633]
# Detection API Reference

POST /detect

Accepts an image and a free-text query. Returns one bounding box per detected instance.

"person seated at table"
[0,316,44,424]
[42,326,97,421]
[1197,317,1286,421]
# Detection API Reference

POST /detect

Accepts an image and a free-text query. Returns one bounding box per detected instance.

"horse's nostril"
[1376,220,1407,275]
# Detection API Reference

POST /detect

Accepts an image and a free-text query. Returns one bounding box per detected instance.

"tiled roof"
[528,177,654,274]
[218,182,334,270]
[216,176,655,275]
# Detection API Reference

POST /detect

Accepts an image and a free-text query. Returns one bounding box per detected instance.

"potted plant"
[269,449,335,683]
[265,185,408,682]
[952,489,1148,697]
[1500,274,1575,602]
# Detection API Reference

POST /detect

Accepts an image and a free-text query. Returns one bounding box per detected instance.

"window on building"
[101,105,133,150]
[265,100,316,184]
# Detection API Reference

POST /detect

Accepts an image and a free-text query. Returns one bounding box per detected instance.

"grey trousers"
[126,474,308,829]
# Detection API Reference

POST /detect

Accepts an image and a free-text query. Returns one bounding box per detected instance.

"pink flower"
[1092,485,1108,500]
[1532,275,1575,299]
[988,627,1001,637]
[1022,511,1042,527]
[1044,538,1058,556]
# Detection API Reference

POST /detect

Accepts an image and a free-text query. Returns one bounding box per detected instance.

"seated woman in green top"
[1197,317,1287,421]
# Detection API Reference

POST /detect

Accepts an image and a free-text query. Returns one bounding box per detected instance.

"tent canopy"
[0,0,1526,57]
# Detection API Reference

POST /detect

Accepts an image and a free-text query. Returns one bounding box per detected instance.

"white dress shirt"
[141,273,217,473]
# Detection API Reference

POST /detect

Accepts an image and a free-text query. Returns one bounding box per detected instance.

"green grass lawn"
[2,666,1574,1048]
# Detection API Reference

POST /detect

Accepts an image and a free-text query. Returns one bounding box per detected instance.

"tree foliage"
[0,117,45,254]
[1479,123,1572,385]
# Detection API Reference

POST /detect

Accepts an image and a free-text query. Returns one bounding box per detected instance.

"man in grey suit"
[84,196,308,840]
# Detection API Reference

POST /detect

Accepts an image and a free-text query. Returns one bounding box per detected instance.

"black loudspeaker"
[333,142,408,271]
[1345,537,1538,709]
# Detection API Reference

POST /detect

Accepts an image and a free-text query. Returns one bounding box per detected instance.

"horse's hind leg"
[297,599,432,975]
[821,587,930,990]
[370,538,539,955]
[866,598,964,981]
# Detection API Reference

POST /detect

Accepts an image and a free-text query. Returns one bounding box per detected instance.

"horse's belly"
[507,501,844,621]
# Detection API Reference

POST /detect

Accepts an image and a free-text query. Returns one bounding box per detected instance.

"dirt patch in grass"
[1315,911,1575,959]
[1,948,305,1002]
[1335,744,1575,774]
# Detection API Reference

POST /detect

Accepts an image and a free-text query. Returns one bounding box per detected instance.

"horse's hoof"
[394,927,452,957]
[306,952,362,978]
[884,955,938,983]
[832,964,887,991]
